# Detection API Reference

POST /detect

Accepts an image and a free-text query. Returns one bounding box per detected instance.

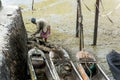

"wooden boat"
[76,51,110,80]
[28,47,56,80]
[49,47,83,80]
[106,50,120,80]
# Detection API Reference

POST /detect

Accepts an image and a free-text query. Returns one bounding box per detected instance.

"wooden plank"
[77,64,89,80]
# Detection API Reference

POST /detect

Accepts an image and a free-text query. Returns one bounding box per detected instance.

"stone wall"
[0,5,27,80]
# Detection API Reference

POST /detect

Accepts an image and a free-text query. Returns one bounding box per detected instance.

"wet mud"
[2,0,120,78]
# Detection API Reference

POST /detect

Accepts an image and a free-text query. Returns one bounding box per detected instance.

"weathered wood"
[76,0,84,50]
[27,36,55,51]
[76,51,110,80]
[93,0,100,45]
[76,4,79,37]
[49,48,83,80]
[32,0,34,10]
[77,64,89,80]
[35,43,51,52]
[28,48,56,80]
[27,43,52,52]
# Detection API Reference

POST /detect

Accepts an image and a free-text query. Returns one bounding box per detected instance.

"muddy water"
[2,0,120,79]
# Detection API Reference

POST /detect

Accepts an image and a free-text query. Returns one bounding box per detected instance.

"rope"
[100,0,105,11]
[82,0,120,16]
[99,0,113,24]
[81,0,91,12]
[81,0,120,24]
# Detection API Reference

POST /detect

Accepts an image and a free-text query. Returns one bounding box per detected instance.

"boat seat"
[32,57,45,68]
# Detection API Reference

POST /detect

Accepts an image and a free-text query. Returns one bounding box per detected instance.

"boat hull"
[76,51,110,80]
[49,47,83,80]
[28,48,55,80]
[106,50,120,80]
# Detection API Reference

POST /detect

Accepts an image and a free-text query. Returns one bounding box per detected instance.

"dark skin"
[32,22,39,35]
[31,21,50,42]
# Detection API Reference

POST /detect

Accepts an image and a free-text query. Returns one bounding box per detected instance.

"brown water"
[2,0,120,79]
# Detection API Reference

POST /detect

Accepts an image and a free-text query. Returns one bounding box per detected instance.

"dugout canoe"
[49,47,83,80]
[76,51,110,80]
[28,47,55,80]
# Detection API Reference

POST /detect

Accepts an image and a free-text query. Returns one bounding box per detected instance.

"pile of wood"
[27,36,56,52]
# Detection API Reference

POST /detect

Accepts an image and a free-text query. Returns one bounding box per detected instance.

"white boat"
[28,47,56,80]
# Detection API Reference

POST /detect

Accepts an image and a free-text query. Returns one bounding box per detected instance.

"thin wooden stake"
[77,0,84,50]
[76,5,79,37]
[93,0,100,46]
[32,0,34,11]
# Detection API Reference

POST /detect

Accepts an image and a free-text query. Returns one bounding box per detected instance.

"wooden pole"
[76,5,79,37]
[93,0,100,46]
[32,0,34,11]
[77,0,84,50]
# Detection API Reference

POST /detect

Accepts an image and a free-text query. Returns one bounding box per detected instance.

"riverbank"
[22,0,120,78]
[2,0,120,79]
